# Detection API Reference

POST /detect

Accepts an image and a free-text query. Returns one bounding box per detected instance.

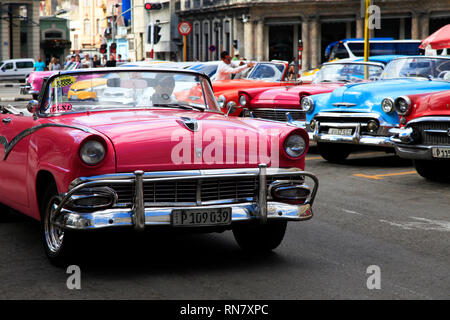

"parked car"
[304,56,450,162]
[390,89,450,180]
[20,61,80,99]
[213,61,299,115]
[0,68,318,265]
[237,61,386,125]
[0,58,35,82]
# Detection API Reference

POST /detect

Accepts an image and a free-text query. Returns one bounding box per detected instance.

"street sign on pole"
[178,22,192,61]
[209,45,216,52]
[178,21,192,36]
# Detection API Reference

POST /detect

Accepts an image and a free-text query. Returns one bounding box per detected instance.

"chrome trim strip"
[332,102,356,107]
[0,124,95,161]
[133,170,145,231]
[258,164,268,224]
[406,116,450,126]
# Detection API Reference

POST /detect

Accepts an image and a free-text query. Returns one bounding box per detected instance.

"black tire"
[232,221,287,252]
[40,183,77,266]
[317,142,352,163]
[413,160,450,182]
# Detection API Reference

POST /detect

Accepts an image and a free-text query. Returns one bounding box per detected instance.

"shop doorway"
[269,25,294,61]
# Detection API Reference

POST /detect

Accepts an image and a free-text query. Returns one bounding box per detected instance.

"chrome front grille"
[106,175,303,205]
[410,121,450,145]
[314,115,380,135]
[252,109,305,122]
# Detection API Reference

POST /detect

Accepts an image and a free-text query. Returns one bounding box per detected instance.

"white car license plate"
[432,147,450,158]
[328,128,353,135]
[172,208,232,227]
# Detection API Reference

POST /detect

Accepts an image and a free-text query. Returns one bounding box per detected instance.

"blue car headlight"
[301,96,314,113]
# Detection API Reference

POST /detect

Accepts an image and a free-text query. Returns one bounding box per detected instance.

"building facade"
[176,0,450,70]
[0,0,40,60]
[128,0,180,61]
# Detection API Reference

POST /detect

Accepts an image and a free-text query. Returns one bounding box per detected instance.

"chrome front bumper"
[310,121,394,147]
[52,165,319,231]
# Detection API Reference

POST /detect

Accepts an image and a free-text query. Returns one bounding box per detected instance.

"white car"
[0,58,35,82]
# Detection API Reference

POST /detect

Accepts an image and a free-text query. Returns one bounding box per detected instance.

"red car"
[390,89,450,180]
[0,68,318,265]
[213,61,299,115]
[237,61,385,124]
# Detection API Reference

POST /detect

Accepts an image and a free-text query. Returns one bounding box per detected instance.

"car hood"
[65,109,280,172]
[324,78,450,113]
[28,71,55,82]
[212,79,282,93]
[255,83,342,101]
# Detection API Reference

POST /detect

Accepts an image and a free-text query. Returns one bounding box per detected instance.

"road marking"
[306,151,388,161]
[353,170,416,180]
[341,208,364,216]
[379,217,450,232]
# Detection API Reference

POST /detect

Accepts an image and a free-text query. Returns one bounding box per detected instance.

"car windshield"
[313,63,384,83]
[41,70,220,115]
[381,57,450,80]
[246,63,285,81]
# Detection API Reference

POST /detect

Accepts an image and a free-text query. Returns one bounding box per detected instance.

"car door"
[0,62,14,80]
[0,113,34,208]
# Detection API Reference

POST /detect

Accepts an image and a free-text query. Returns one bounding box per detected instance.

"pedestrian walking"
[93,55,101,68]
[51,58,61,71]
[33,57,46,71]
[105,54,116,67]
[232,50,240,61]
[216,51,254,81]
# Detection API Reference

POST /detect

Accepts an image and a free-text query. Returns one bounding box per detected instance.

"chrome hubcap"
[44,197,64,253]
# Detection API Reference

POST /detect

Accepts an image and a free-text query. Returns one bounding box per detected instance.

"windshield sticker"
[52,75,76,88]
[49,103,72,113]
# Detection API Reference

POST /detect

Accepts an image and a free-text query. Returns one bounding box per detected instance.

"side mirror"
[27,100,39,115]
[226,101,237,116]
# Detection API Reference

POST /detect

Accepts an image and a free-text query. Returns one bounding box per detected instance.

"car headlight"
[217,95,226,108]
[284,134,306,158]
[239,94,247,107]
[79,140,106,165]
[394,96,411,115]
[301,96,314,112]
[381,98,394,113]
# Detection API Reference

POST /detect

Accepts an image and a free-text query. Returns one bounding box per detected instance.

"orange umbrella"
[420,24,450,50]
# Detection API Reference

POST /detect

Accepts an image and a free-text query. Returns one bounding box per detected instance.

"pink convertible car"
[1,68,318,265]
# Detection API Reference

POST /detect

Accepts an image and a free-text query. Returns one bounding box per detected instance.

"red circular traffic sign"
[178,21,192,36]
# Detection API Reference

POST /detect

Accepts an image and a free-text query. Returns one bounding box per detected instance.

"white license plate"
[432,147,450,158]
[172,208,232,227]
[328,128,353,135]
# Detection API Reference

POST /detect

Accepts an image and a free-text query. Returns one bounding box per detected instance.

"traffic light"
[144,3,162,10]
[100,44,107,54]
[153,25,162,44]
[110,42,116,53]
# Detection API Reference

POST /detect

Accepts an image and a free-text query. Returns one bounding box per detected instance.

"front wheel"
[41,184,77,266]
[232,221,287,252]
[317,142,352,163]
[413,160,450,181]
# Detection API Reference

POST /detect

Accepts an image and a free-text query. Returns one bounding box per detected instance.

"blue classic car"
[302,56,450,162]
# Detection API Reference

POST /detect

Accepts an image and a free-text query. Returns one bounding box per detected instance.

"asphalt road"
[0,101,449,300]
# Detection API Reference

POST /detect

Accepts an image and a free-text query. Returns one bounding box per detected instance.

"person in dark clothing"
[105,54,116,67]
[93,55,101,68]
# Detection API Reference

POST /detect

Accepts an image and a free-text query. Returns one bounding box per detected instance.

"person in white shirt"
[216,51,254,81]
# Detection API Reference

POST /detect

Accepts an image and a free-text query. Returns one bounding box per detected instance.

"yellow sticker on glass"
[52,75,76,88]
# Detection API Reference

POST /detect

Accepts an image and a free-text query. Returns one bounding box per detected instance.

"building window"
[84,19,90,33]
[96,19,101,35]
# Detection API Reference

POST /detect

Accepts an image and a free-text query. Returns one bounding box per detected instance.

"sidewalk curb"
[1,97,31,102]
[0,83,22,88]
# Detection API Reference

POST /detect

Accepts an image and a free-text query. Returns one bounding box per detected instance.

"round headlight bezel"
[284,133,307,159]
[217,95,226,109]
[394,96,412,116]
[301,96,314,112]
[79,139,106,166]
[381,98,394,114]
